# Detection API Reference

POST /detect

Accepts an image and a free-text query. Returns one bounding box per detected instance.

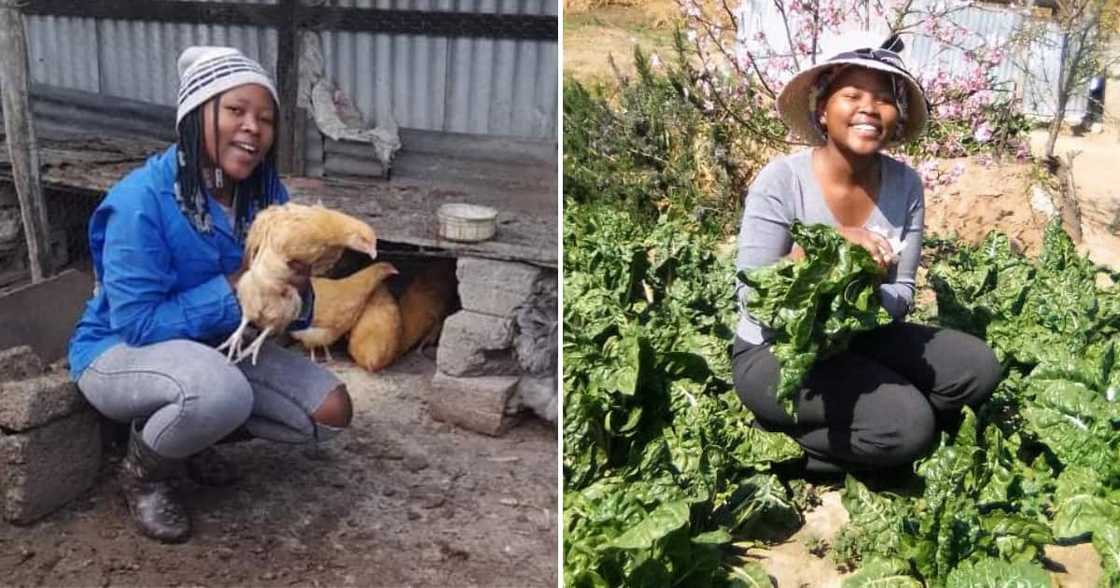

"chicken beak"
[368,244,378,260]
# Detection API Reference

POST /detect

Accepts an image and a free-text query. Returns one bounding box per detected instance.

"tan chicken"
[217,203,378,365]
[289,262,399,362]
[397,260,456,357]
[347,284,402,372]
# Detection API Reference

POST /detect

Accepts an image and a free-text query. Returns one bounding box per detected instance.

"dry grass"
[564,0,681,26]
[564,0,643,13]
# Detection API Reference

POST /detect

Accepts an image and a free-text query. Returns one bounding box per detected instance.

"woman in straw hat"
[68,47,352,543]
[732,33,1001,475]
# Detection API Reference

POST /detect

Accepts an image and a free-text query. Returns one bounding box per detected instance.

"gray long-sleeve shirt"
[735,149,925,344]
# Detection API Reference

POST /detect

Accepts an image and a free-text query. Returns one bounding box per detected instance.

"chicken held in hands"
[218,203,378,365]
[290,262,399,362]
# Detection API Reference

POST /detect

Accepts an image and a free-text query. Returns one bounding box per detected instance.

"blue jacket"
[68,145,309,379]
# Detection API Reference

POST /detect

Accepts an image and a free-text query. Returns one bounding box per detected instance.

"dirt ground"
[563,0,680,84]
[0,352,558,588]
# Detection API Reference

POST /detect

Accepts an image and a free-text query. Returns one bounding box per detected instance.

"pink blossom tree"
[672,0,1033,190]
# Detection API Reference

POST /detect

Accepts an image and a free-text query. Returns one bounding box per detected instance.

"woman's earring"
[214,168,223,189]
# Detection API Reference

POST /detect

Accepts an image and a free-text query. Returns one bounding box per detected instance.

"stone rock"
[0,410,102,524]
[456,257,542,318]
[514,273,558,376]
[0,373,90,432]
[1030,185,1058,218]
[0,346,44,384]
[428,373,519,436]
[513,376,557,423]
[436,310,519,377]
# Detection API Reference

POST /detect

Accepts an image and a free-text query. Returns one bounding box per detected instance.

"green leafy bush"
[563,200,803,585]
[563,39,778,234]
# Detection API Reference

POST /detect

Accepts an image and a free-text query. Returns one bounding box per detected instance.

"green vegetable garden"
[562,46,1120,587]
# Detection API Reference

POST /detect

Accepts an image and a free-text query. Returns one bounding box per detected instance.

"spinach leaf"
[740,222,892,418]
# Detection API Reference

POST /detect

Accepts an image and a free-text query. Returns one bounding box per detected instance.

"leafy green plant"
[739,222,894,419]
[563,40,777,234]
[563,201,802,586]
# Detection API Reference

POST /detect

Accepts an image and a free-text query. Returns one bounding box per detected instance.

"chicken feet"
[216,319,272,365]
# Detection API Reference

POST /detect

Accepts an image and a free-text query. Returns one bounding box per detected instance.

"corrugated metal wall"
[23,0,557,140]
[736,0,1089,121]
[321,0,557,138]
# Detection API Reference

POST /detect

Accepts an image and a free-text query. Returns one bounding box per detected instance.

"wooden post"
[275,0,303,176]
[0,0,51,282]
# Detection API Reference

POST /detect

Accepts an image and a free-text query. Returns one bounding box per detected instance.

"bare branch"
[772,0,803,71]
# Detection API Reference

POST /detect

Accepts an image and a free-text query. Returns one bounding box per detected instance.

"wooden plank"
[24,0,558,41]
[0,0,51,282]
[274,0,299,175]
[298,7,557,41]
[398,128,556,165]
[284,177,557,268]
[0,269,92,365]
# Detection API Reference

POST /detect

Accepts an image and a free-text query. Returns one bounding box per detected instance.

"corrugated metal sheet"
[736,0,1089,121]
[322,0,557,138]
[23,0,557,139]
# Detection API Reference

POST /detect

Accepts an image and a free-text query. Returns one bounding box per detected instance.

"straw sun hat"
[776,31,931,146]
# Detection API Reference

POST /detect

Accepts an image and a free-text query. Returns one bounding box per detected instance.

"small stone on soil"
[403,455,429,472]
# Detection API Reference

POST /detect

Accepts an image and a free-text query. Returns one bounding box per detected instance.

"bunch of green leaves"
[563,200,804,586]
[738,221,893,419]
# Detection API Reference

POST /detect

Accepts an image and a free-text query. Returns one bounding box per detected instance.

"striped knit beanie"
[176,46,279,126]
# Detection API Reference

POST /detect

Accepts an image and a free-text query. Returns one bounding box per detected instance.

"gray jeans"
[77,339,344,459]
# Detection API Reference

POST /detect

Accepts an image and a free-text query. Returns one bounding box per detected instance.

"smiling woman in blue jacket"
[68,46,352,544]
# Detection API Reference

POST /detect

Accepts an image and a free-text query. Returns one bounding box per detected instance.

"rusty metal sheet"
[0,269,93,365]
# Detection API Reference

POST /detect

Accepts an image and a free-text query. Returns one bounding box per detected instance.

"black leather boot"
[119,421,191,543]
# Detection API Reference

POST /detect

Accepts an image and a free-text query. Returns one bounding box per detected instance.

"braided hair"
[173,92,281,242]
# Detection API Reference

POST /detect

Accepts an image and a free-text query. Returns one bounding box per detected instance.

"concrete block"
[456,257,542,317]
[0,410,101,524]
[0,373,89,432]
[436,310,520,377]
[428,373,519,436]
[514,376,557,424]
[0,346,44,384]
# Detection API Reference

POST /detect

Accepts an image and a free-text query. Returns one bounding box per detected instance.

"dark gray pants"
[733,322,1001,473]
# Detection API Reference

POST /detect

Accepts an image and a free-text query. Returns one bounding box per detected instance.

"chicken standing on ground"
[348,283,403,372]
[218,203,378,364]
[290,262,399,362]
[397,260,456,357]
